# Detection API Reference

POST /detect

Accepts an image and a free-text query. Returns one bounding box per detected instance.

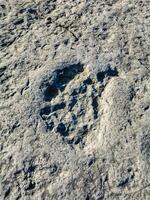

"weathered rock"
[0,0,150,199]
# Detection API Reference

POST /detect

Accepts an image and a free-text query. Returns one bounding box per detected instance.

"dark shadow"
[26,180,36,191]
[51,102,66,112]
[91,95,99,120]
[57,123,68,137]
[43,62,84,102]
[40,106,51,116]
[43,85,58,102]
[56,63,84,90]
[97,65,118,82]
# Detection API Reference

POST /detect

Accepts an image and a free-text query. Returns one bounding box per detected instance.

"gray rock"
[0,0,150,199]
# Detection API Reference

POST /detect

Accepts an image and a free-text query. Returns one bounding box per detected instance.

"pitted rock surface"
[0,0,150,200]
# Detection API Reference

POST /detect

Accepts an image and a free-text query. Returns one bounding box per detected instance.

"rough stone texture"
[0,0,150,199]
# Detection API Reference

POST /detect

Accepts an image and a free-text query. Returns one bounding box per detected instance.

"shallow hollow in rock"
[96,65,118,82]
[37,63,121,146]
[43,85,59,102]
[42,62,84,102]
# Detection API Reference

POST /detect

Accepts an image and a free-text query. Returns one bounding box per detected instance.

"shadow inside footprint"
[42,62,84,102]
[44,85,58,101]
[97,65,118,82]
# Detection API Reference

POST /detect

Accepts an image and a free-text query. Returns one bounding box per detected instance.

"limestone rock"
[0,0,150,199]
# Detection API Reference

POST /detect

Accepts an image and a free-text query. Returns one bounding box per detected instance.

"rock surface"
[0,0,150,199]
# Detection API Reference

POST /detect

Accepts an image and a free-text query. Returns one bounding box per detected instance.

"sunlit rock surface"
[0,0,150,199]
